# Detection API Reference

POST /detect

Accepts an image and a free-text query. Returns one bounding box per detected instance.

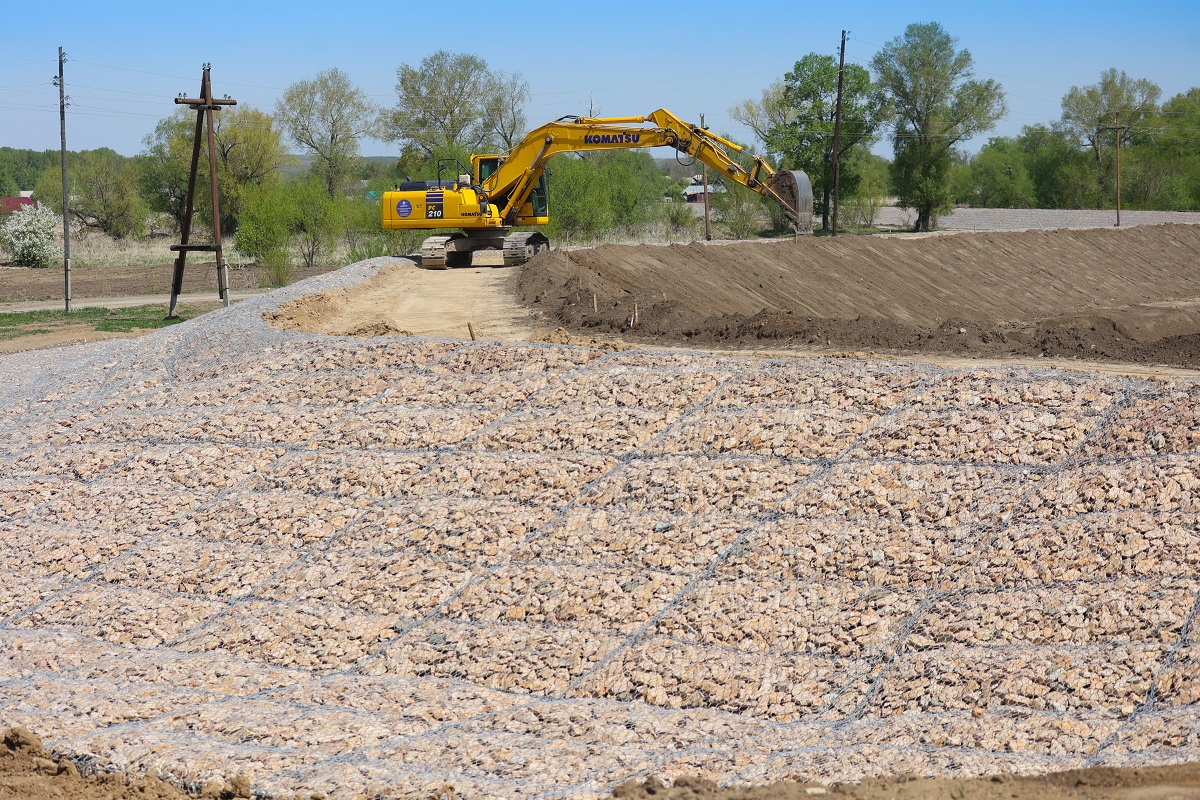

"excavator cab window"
[477,157,500,185]
[530,173,549,216]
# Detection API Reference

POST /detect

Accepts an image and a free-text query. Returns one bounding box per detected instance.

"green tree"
[235,180,293,264]
[290,177,339,268]
[387,51,528,157]
[35,149,147,239]
[757,53,888,230]
[544,156,614,241]
[842,150,890,227]
[1134,88,1200,210]
[211,106,290,228]
[593,150,671,230]
[0,167,18,197]
[140,107,289,235]
[138,112,194,232]
[962,137,1036,207]
[487,71,531,150]
[0,148,60,191]
[1013,124,1089,208]
[1157,88,1200,158]
[1061,69,1160,179]
[276,68,380,197]
[729,82,795,158]
[871,22,1006,231]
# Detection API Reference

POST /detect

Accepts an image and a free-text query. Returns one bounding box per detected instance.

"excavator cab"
[475,156,548,221]
[529,174,548,217]
[475,156,500,185]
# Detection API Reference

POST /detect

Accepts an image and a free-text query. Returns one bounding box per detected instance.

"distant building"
[0,197,36,215]
[682,176,725,204]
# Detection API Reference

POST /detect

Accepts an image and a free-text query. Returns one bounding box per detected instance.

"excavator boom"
[483,109,812,228]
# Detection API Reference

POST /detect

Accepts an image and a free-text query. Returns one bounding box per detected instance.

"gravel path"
[1,258,1198,799]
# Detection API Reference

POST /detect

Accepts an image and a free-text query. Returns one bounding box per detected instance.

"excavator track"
[419,234,470,269]
[502,231,551,267]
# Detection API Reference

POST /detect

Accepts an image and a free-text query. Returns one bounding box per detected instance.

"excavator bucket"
[766,170,814,234]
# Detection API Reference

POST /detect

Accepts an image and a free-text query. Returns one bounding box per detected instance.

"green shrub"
[236,182,292,263]
[260,247,292,287]
[663,200,697,243]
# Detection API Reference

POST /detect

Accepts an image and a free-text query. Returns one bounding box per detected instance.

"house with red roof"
[0,196,36,215]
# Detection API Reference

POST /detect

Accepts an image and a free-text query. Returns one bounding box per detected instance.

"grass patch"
[0,303,216,343]
[0,327,53,341]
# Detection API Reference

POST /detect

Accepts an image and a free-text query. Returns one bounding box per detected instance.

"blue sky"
[3,0,1197,161]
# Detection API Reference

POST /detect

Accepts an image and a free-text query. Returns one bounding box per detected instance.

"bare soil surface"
[517,224,1200,369]
[0,260,335,304]
[264,255,537,341]
[1,728,192,800]
[613,767,1200,800]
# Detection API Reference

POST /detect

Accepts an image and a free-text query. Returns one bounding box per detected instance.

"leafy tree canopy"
[871,22,1006,230]
[387,51,529,158]
[756,52,888,230]
[35,148,146,239]
[1061,68,1161,166]
[139,106,290,235]
[276,68,380,197]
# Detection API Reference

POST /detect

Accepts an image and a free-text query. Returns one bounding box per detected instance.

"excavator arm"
[482,109,812,231]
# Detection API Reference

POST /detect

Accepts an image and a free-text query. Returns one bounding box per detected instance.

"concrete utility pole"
[54,46,71,312]
[831,30,847,236]
[701,113,712,241]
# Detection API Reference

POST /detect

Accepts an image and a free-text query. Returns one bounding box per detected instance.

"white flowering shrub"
[0,204,62,268]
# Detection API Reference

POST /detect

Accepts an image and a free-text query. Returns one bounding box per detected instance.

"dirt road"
[265,257,539,341]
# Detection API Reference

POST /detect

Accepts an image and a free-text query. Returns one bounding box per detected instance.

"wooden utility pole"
[1100,112,1129,227]
[1114,111,1124,227]
[54,47,71,312]
[831,30,847,236]
[167,64,236,318]
[701,112,712,241]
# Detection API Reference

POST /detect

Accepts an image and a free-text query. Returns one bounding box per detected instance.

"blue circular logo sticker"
[396,199,412,218]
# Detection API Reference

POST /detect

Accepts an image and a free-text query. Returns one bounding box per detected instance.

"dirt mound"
[518,225,1200,367]
[529,326,634,350]
[0,727,196,799]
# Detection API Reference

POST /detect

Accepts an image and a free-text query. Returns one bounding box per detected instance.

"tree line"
[2,51,708,274]
[733,22,1199,231]
[5,29,1195,257]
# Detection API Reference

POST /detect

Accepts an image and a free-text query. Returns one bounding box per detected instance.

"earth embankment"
[518,224,1200,367]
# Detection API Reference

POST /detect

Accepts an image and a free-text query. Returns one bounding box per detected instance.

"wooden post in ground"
[831,30,847,236]
[167,64,236,318]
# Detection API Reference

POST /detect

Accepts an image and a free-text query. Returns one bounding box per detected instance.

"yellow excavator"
[381,108,813,268]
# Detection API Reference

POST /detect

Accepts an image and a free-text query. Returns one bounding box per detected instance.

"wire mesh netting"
[1,258,1198,798]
